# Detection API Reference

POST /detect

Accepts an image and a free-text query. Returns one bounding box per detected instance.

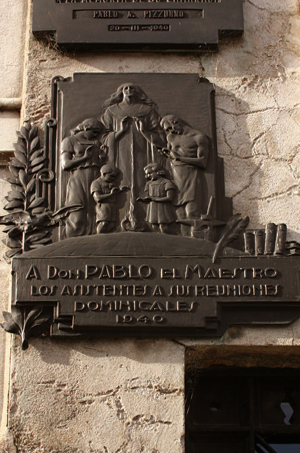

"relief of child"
[137,162,176,234]
[91,164,129,234]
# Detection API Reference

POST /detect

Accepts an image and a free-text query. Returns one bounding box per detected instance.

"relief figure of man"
[161,115,209,232]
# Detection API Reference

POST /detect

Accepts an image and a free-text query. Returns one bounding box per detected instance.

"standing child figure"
[91,164,129,234]
[138,163,176,234]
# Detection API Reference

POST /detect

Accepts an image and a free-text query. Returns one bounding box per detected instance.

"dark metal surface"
[2,73,300,348]
[32,0,244,51]
[55,73,233,239]
[10,234,300,339]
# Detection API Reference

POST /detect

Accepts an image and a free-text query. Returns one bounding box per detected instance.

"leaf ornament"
[0,306,50,350]
[212,214,249,263]
[50,205,83,223]
[2,122,85,258]
[1,122,51,257]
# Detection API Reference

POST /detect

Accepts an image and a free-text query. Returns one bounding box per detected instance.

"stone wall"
[0,0,300,451]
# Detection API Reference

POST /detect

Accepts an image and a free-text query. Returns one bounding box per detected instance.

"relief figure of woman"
[61,119,107,237]
[101,84,166,231]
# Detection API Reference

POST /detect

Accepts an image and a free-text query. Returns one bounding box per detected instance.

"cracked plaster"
[6,338,184,453]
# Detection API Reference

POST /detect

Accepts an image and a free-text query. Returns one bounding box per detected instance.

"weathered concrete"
[0,0,26,430]
[0,0,26,423]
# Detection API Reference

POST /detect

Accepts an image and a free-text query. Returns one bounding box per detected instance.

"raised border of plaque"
[32,0,244,52]
[1,74,300,349]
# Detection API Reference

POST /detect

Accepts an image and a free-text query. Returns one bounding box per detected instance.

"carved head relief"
[160,115,185,135]
[100,164,119,182]
[103,84,157,109]
[122,84,137,102]
[144,162,167,181]
[73,118,103,140]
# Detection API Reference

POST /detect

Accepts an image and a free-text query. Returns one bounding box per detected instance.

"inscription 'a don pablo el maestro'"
[25,262,281,281]
[22,261,283,305]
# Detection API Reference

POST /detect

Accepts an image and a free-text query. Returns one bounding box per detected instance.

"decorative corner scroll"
[0,306,51,350]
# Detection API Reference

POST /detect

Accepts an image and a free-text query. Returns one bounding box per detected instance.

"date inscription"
[109,24,170,31]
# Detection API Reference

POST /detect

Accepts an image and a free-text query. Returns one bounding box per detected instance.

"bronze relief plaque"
[32,0,244,51]
[2,74,300,349]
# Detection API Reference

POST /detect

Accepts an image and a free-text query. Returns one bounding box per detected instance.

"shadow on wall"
[36,336,184,366]
[214,83,300,243]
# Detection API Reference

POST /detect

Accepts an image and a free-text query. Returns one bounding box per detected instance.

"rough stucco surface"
[0,0,27,98]
[0,113,22,151]
[202,0,300,238]
[6,338,184,453]
[1,0,300,451]
[0,171,12,434]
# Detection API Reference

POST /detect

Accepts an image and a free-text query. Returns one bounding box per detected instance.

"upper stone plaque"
[32,0,244,51]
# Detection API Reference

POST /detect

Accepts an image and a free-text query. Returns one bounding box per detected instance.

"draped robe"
[102,102,165,230]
